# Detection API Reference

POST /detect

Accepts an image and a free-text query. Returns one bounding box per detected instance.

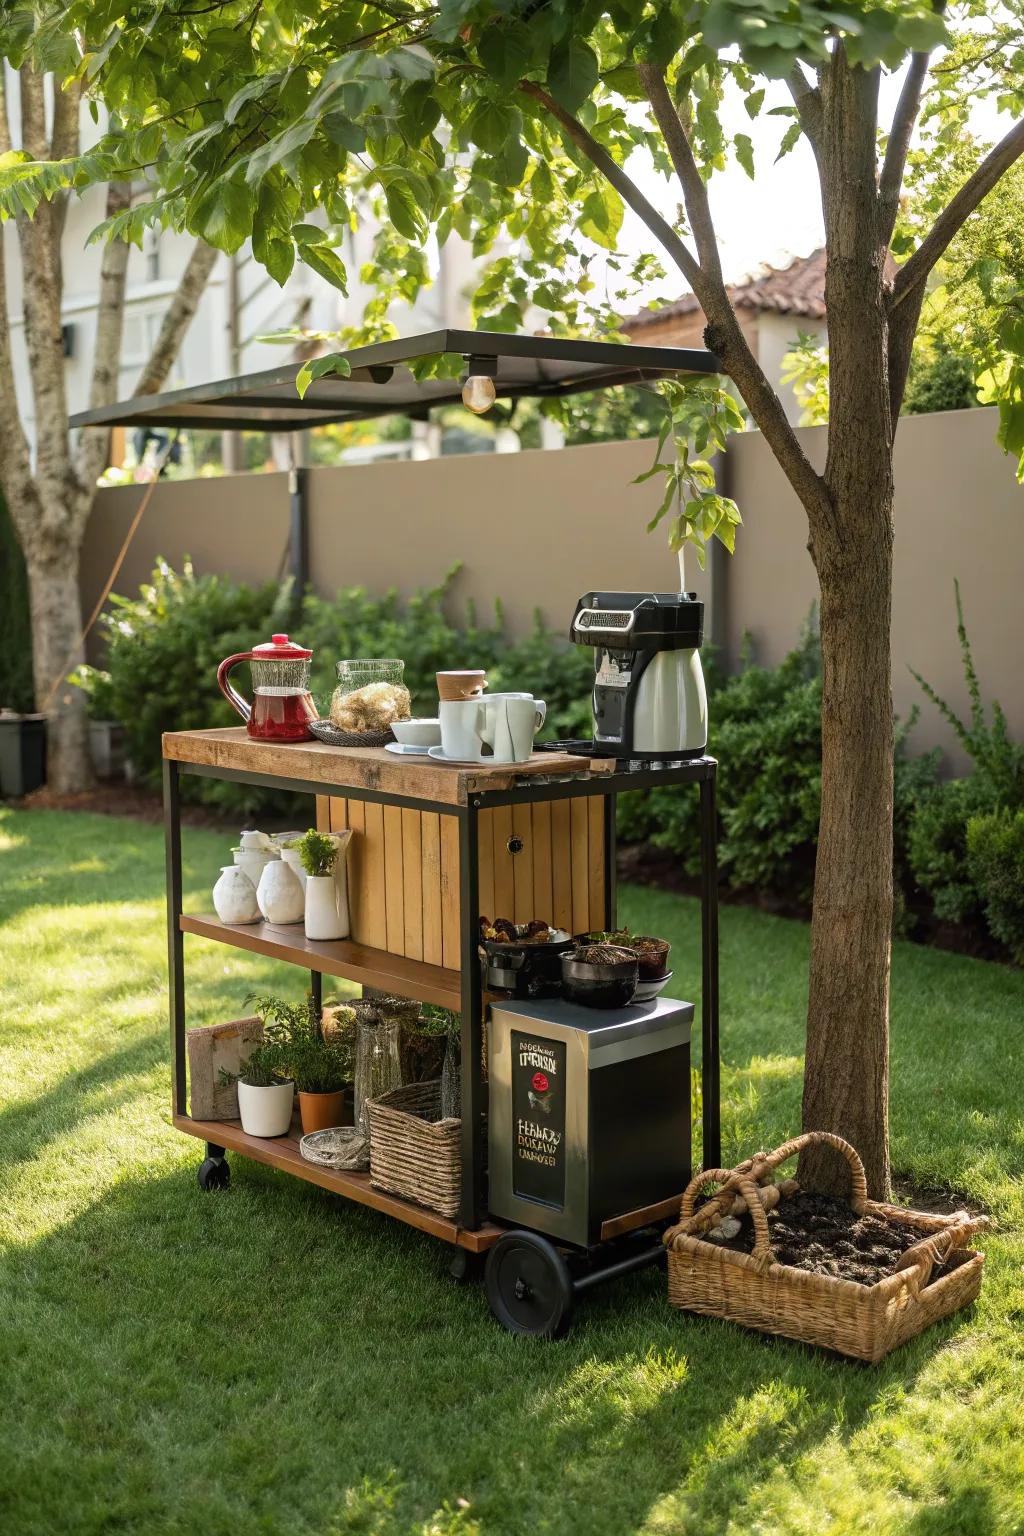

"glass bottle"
[354,1017,403,1134]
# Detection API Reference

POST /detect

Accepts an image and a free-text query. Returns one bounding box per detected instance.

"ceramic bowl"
[392,717,442,747]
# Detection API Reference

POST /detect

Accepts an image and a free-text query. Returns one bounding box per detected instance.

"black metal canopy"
[69,328,722,433]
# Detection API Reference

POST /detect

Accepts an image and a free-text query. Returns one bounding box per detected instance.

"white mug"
[440,698,487,761]
[477,695,547,764]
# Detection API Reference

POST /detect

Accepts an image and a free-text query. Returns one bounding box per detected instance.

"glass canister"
[329,658,412,734]
[354,1016,403,1134]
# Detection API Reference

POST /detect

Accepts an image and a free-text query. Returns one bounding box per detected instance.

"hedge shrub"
[966,811,1024,962]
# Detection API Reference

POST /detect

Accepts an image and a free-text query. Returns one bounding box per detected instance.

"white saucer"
[385,741,432,756]
[427,745,495,766]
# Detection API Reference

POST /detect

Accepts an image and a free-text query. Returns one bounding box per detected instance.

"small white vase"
[239,829,274,851]
[213,865,259,925]
[257,858,305,924]
[237,1078,294,1137]
[280,847,307,890]
[305,874,346,941]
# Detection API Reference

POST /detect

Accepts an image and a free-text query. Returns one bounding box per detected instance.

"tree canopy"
[3,2,1023,547]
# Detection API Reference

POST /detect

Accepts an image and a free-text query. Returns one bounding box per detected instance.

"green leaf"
[188,178,254,255]
[776,120,802,161]
[547,37,599,114]
[299,243,349,294]
[579,185,623,249]
[323,114,367,153]
[399,80,442,143]
[292,222,327,246]
[260,235,295,287]
[478,20,533,90]
[383,178,427,242]
[295,353,353,400]
[468,99,521,154]
[734,132,755,179]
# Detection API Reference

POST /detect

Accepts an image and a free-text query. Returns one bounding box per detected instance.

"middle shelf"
[180,913,475,1010]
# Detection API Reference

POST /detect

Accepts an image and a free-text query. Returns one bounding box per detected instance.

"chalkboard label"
[511,1030,566,1209]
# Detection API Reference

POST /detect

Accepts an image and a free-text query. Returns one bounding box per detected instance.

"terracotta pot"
[298,1088,348,1134]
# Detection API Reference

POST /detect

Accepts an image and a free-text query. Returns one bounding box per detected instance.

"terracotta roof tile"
[625,247,828,330]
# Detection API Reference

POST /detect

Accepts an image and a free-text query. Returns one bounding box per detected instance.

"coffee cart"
[74,331,725,1336]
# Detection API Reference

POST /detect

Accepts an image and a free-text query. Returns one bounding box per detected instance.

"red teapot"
[217,634,319,742]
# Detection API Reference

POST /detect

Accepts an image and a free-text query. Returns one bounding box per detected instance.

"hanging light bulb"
[461,373,497,414]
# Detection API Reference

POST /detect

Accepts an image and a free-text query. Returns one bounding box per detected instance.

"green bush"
[966,811,1024,962]
[907,582,1024,922]
[617,627,825,902]
[77,560,591,816]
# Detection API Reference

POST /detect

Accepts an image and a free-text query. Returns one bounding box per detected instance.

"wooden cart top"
[162,727,616,806]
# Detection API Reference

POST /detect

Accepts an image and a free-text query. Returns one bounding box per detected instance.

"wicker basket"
[367,1080,461,1218]
[665,1132,987,1363]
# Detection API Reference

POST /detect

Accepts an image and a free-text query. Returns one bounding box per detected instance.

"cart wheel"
[197,1156,230,1191]
[485,1231,574,1338]
[449,1250,484,1285]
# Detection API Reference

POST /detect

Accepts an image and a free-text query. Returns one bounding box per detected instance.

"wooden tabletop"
[162,727,615,806]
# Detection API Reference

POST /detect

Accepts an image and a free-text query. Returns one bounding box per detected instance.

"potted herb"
[229,1039,294,1138]
[249,992,354,1134]
[298,828,348,940]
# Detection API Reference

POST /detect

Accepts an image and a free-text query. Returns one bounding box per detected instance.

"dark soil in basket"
[709,1191,958,1287]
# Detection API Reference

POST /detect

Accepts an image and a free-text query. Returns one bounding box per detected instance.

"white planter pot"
[237,1078,294,1137]
[233,847,277,888]
[304,874,347,941]
[256,858,305,924]
[212,865,259,925]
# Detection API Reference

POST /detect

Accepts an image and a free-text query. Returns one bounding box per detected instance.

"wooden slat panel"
[492,805,514,921]
[571,798,590,936]
[420,813,443,967]
[511,803,534,924]
[440,815,461,970]
[477,808,495,923]
[588,795,606,931]
[174,1113,502,1252]
[401,809,423,962]
[550,800,573,934]
[315,794,331,833]
[362,804,389,946]
[330,798,350,832]
[383,806,405,954]
[163,726,615,806]
[531,801,554,926]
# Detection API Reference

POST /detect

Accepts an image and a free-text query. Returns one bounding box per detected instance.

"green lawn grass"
[1,806,1022,1536]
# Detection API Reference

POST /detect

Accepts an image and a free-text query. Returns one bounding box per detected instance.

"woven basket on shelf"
[367,1079,461,1219]
[665,1131,987,1363]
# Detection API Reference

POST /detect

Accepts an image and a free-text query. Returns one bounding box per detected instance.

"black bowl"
[479,929,572,998]
[560,952,639,1009]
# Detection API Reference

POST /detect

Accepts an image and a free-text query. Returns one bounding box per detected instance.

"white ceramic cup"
[477,695,547,764]
[439,698,486,761]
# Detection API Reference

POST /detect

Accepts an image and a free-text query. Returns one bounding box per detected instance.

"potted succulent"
[228,1039,294,1138]
[249,992,354,1134]
[298,828,348,940]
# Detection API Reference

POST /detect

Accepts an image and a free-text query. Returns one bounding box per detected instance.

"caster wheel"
[197,1156,230,1191]
[449,1251,483,1285]
[485,1230,574,1338]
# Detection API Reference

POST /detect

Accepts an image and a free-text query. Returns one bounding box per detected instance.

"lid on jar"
[252,633,311,659]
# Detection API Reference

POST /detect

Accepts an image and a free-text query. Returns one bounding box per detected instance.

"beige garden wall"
[82,405,1023,772]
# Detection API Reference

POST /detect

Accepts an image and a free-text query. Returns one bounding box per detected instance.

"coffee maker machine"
[570,591,707,759]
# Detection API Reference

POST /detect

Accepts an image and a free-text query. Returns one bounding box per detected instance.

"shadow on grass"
[0,1149,987,1536]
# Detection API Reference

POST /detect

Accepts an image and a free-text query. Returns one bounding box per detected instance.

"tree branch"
[133,239,219,396]
[887,282,925,424]
[75,234,219,493]
[516,79,703,292]
[878,50,933,243]
[787,64,824,155]
[890,116,1024,310]
[18,62,47,160]
[636,60,721,280]
[637,61,831,524]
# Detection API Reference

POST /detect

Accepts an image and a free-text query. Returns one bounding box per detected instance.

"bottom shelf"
[174,1113,503,1253]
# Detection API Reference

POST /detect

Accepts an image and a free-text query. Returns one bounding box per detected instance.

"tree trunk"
[800,47,895,1199]
[802,513,894,1197]
[24,527,91,794]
